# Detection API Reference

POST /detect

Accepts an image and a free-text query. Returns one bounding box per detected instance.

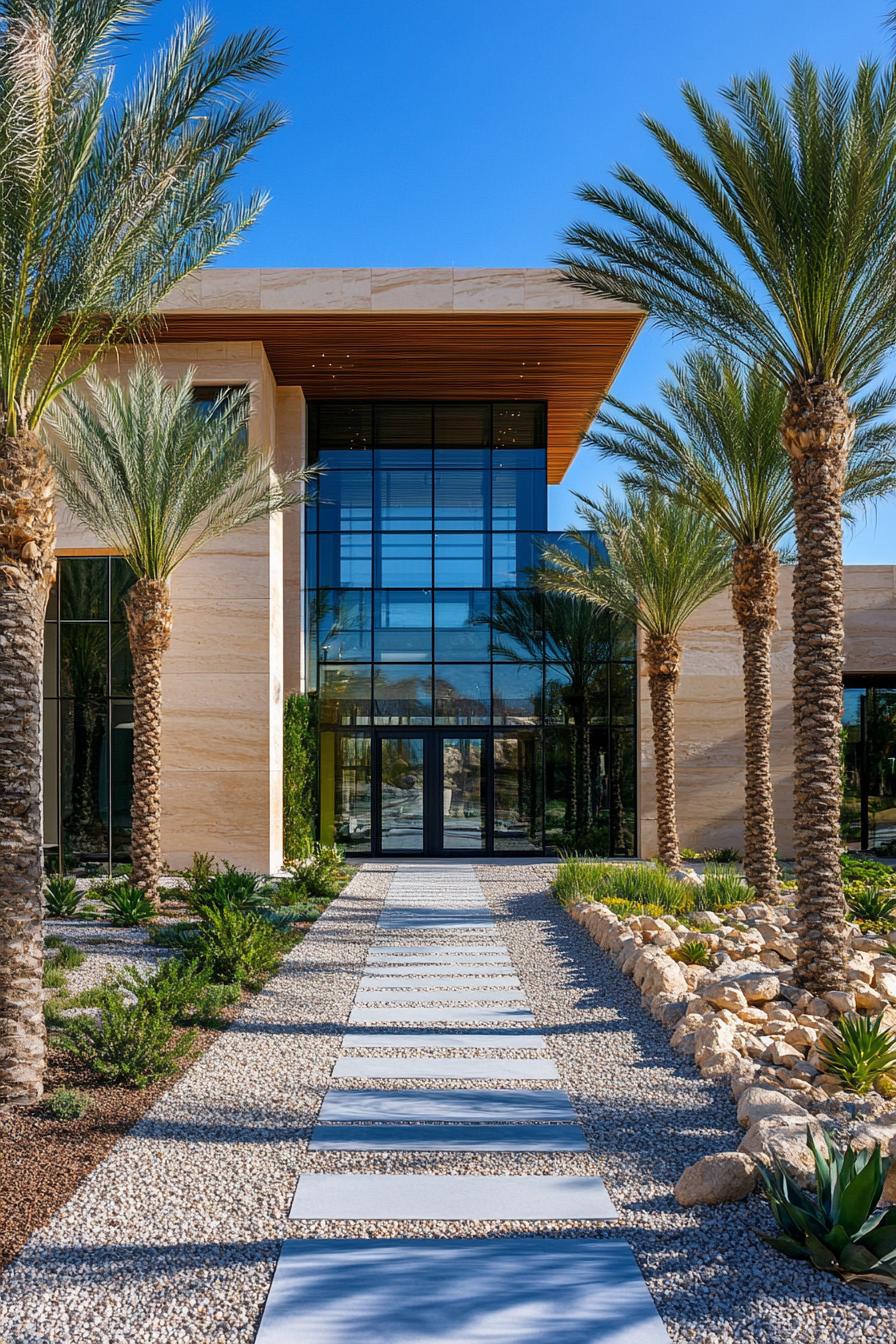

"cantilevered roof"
[156,268,643,483]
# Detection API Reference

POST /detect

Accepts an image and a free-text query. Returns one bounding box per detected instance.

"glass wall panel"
[493,732,540,851]
[490,590,542,660]
[315,471,373,532]
[376,447,433,469]
[841,683,896,850]
[60,556,107,619]
[318,533,372,587]
[435,533,487,587]
[544,727,573,851]
[312,401,373,450]
[376,533,432,587]
[376,402,432,446]
[842,687,863,847]
[320,665,371,725]
[110,701,134,865]
[60,698,109,871]
[434,590,491,660]
[434,664,490,724]
[544,663,609,724]
[492,471,545,530]
[494,402,545,447]
[375,469,432,530]
[442,736,486,851]
[320,733,372,852]
[373,664,432,724]
[492,662,541,724]
[435,448,490,469]
[434,469,488,530]
[609,662,636,722]
[434,403,490,446]
[610,726,637,856]
[380,735,425,850]
[315,590,372,663]
[374,590,432,662]
[492,533,542,587]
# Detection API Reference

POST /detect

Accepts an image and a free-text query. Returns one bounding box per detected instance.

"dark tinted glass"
[312,401,373,450]
[492,662,541,724]
[60,698,109,864]
[494,402,545,447]
[110,700,134,863]
[60,557,107,619]
[320,732,372,852]
[434,403,490,446]
[376,403,432,446]
[434,664,490,724]
[60,625,107,698]
[493,732,540,850]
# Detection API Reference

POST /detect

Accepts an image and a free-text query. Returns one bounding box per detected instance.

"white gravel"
[44,919,175,996]
[3,862,895,1344]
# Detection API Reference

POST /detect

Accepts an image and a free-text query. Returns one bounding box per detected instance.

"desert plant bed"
[556,858,896,1205]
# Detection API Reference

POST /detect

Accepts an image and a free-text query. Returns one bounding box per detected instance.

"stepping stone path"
[255,864,671,1343]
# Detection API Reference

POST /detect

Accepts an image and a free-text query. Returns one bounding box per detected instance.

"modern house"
[44,267,896,872]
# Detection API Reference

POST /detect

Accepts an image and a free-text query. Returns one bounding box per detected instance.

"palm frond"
[558,57,896,398]
[0,0,284,434]
[539,484,732,640]
[47,359,315,581]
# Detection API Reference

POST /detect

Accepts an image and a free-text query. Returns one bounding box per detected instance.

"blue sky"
[130,0,895,558]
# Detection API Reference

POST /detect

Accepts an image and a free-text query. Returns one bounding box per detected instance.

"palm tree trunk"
[732,542,780,902]
[781,379,852,993]
[0,429,56,1106]
[125,578,172,904]
[644,632,681,867]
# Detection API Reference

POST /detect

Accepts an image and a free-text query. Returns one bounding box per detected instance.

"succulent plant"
[817,1012,896,1094]
[760,1129,896,1286]
[846,885,896,929]
[670,939,712,967]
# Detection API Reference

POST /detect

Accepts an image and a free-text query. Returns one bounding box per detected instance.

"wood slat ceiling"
[155,310,643,482]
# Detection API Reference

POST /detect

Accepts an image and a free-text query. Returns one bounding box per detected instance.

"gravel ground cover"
[4,862,896,1344]
[44,919,175,995]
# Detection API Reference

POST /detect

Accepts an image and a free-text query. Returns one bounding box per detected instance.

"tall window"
[43,557,134,874]
[842,678,896,852]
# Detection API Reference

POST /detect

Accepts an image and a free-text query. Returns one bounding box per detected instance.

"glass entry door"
[441,735,486,852]
[378,735,426,852]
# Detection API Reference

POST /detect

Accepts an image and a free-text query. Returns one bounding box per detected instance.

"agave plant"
[43,874,81,919]
[846,887,896,929]
[760,1130,896,1286]
[817,1013,896,1094]
[97,882,157,928]
[670,939,712,967]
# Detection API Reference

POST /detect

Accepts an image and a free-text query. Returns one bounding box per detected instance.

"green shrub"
[846,886,896,929]
[553,859,689,914]
[189,866,270,916]
[98,882,156,926]
[287,842,349,901]
[284,692,317,863]
[45,936,86,971]
[183,851,218,897]
[702,846,741,863]
[840,852,896,886]
[700,864,753,911]
[669,939,712,967]
[193,905,289,989]
[42,963,67,990]
[818,1013,896,1094]
[59,990,196,1088]
[760,1129,896,1285]
[115,958,239,1026]
[45,1087,90,1120]
[44,874,81,918]
[150,921,201,951]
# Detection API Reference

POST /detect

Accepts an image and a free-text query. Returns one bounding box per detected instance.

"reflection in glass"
[841,685,896,850]
[375,590,432,662]
[442,736,485,851]
[493,733,539,851]
[314,470,372,532]
[434,470,487,530]
[60,624,107,698]
[380,736,425,851]
[373,665,432,724]
[434,590,491,660]
[110,701,134,863]
[320,733,372,851]
[314,589,372,663]
[60,698,109,868]
[376,533,432,588]
[320,665,371,725]
[492,662,541,724]
[842,687,863,847]
[544,663,609,724]
[375,469,433,530]
[318,532,372,587]
[434,403,490,446]
[435,533,486,587]
[434,664,490,724]
[492,533,542,587]
[492,471,545,530]
[60,556,107,619]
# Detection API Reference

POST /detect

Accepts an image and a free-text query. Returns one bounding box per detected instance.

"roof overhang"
[154,269,643,483]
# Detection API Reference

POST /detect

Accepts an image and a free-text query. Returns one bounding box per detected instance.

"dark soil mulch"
[0,1025,223,1270]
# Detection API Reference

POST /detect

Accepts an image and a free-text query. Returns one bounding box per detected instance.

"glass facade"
[842,678,896,851]
[43,557,135,874]
[306,400,637,856]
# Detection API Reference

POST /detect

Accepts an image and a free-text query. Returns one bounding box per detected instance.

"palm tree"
[50,361,312,905]
[0,1,282,1105]
[485,584,625,849]
[590,351,896,901]
[542,487,731,867]
[558,58,896,991]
